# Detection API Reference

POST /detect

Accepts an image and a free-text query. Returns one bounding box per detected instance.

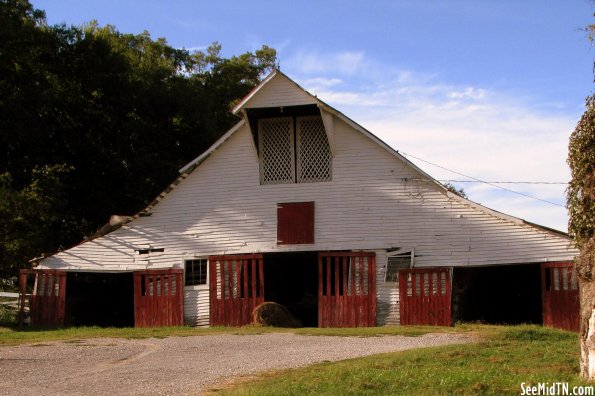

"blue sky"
[34,0,594,231]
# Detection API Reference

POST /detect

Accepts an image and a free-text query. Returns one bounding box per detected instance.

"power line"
[438,180,568,185]
[400,152,566,208]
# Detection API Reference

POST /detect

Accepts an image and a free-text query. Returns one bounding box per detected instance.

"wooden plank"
[208,254,263,326]
[342,256,349,327]
[317,252,376,328]
[398,268,451,326]
[277,202,315,245]
[541,262,578,332]
[318,255,323,327]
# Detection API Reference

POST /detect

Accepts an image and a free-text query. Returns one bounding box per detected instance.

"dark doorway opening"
[452,264,542,325]
[263,252,318,327]
[65,272,134,327]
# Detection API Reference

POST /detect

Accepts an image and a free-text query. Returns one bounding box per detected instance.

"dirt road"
[0,332,471,395]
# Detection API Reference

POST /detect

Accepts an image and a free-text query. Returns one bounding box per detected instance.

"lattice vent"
[258,118,295,184]
[297,116,332,183]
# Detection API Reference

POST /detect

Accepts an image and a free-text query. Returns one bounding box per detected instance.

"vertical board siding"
[209,254,264,326]
[19,269,67,327]
[133,269,184,327]
[277,202,315,245]
[399,268,451,326]
[318,252,376,327]
[541,262,579,332]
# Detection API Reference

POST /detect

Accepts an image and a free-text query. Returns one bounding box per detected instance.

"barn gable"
[32,69,578,329]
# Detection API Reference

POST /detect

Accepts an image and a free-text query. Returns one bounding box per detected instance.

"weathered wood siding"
[38,74,577,325]
[183,287,209,326]
[41,117,574,271]
[375,251,401,326]
[241,73,316,109]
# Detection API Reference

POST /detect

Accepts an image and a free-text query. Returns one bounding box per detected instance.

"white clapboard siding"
[40,116,576,273]
[236,72,317,110]
[183,287,209,326]
[38,72,578,326]
[375,250,400,326]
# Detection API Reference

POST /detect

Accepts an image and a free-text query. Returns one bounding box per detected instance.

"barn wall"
[40,116,575,274]
[183,287,209,326]
[38,74,577,326]
[242,73,317,109]
[375,250,400,326]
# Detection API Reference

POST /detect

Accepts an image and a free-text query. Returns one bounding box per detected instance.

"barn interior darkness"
[451,264,542,325]
[65,272,134,327]
[263,252,318,327]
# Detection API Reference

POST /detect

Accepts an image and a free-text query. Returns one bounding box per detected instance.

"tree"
[567,4,595,380]
[443,182,468,198]
[0,0,278,286]
[568,95,595,380]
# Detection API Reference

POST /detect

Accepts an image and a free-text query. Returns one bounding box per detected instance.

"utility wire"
[400,152,566,208]
[438,180,568,185]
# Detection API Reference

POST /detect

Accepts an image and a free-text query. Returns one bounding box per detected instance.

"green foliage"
[567,95,595,248]
[0,165,77,280]
[443,182,468,198]
[0,0,277,283]
[0,303,18,326]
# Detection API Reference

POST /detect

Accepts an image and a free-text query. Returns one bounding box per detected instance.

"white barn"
[26,70,579,329]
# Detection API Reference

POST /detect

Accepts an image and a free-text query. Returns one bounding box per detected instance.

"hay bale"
[252,302,302,328]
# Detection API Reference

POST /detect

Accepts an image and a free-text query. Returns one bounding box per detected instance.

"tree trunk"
[579,278,595,380]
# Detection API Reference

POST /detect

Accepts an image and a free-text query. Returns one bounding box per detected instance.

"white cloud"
[286,50,367,76]
[284,50,576,231]
[300,77,343,89]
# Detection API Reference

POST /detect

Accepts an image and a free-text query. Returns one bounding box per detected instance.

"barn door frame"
[209,254,264,326]
[19,269,67,327]
[541,262,579,332]
[398,267,452,326]
[318,251,377,327]
[133,268,184,327]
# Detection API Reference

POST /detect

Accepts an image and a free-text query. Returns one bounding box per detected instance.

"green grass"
[0,324,464,346]
[213,325,591,396]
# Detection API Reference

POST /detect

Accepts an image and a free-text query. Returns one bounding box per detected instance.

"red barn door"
[209,254,264,326]
[318,252,376,327]
[399,268,452,326]
[19,269,67,326]
[541,262,579,332]
[133,269,184,327]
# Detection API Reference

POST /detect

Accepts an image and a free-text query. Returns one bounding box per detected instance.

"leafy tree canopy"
[568,96,595,248]
[0,0,278,285]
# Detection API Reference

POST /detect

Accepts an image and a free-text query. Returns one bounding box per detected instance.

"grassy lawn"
[213,325,592,396]
[0,323,470,346]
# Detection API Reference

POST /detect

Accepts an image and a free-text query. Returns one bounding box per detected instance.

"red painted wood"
[19,270,67,327]
[541,262,579,332]
[318,252,376,328]
[399,268,451,326]
[318,255,323,327]
[209,254,264,326]
[277,202,314,245]
[133,269,183,328]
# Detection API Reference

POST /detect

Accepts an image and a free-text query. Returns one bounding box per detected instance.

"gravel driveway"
[0,332,471,395]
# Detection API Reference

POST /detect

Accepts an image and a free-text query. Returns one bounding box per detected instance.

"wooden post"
[18,270,28,326]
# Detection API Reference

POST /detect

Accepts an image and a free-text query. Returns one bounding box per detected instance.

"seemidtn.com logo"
[520,382,594,396]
